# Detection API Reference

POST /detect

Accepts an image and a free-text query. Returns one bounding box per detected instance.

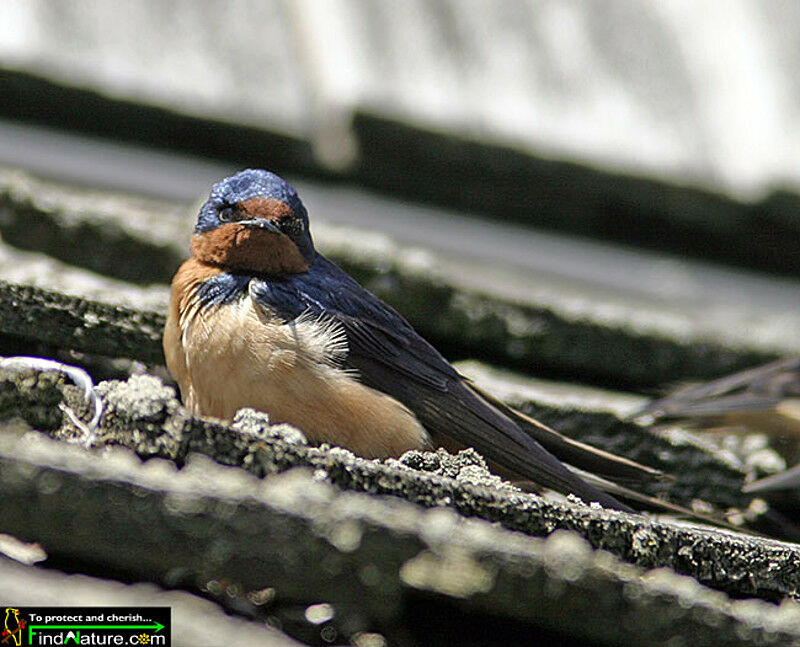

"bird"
[636,357,800,492]
[164,169,660,512]
[636,357,800,434]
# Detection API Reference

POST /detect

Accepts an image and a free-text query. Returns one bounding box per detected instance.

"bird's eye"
[219,206,237,222]
[282,218,304,237]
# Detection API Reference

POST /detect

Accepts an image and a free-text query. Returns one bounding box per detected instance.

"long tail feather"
[468,382,667,485]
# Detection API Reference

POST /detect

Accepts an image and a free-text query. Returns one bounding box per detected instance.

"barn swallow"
[637,357,800,492]
[164,170,661,511]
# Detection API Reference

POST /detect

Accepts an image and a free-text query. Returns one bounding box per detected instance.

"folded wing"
[251,255,645,510]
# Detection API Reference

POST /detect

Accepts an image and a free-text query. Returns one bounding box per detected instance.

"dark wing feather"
[251,255,631,511]
[466,382,666,485]
[636,358,800,420]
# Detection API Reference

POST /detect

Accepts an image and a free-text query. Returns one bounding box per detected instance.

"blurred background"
[4,0,800,195]
[3,0,800,385]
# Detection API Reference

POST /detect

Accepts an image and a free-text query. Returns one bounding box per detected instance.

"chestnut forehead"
[237,197,295,221]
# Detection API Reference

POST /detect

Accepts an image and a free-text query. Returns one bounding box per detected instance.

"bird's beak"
[237,218,282,235]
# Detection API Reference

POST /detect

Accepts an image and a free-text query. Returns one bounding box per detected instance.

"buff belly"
[163,284,429,458]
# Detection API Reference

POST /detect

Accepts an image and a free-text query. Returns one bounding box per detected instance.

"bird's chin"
[191,223,309,274]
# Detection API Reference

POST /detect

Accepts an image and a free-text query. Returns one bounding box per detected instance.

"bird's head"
[191,169,314,273]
